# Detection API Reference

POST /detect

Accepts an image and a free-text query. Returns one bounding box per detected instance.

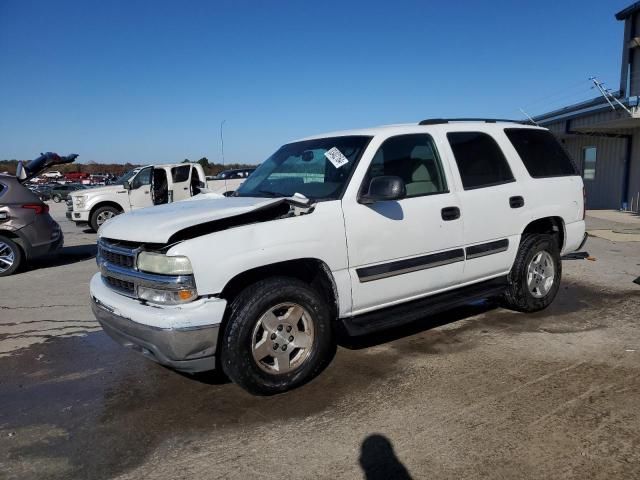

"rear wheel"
[52,194,62,203]
[90,206,120,232]
[0,236,23,277]
[220,276,335,395]
[502,234,561,312]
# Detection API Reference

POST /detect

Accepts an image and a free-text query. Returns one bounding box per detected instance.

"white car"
[68,163,208,231]
[90,119,587,395]
[205,168,256,196]
[42,170,63,179]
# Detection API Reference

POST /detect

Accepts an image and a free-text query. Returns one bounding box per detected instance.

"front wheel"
[90,206,120,232]
[220,277,335,395]
[52,194,62,203]
[502,234,562,313]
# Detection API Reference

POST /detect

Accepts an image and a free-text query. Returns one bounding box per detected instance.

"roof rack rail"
[418,118,535,126]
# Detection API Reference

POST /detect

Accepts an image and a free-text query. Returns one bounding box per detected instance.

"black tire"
[502,234,562,313]
[220,276,336,395]
[90,205,120,232]
[0,236,23,277]
[52,194,61,203]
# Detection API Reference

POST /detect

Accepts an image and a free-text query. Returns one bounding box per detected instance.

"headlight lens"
[74,195,87,209]
[137,252,193,275]
[137,286,198,305]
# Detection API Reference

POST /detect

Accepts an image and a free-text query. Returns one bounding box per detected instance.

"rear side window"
[504,128,578,178]
[171,165,191,182]
[447,132,514,190]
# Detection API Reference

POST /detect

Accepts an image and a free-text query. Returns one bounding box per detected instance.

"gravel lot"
[1,202,640,479]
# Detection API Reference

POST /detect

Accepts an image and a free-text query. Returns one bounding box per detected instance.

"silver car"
[0,152,77,276]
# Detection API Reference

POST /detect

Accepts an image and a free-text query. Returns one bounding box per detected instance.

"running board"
[340,276,508,336]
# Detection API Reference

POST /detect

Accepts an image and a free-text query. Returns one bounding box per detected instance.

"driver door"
[128,166,153,209]
[342,133,465,314]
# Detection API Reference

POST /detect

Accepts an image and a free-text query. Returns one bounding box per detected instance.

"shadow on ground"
[21,244,97,273]
[0,281,638,480]
[359,434,413,480]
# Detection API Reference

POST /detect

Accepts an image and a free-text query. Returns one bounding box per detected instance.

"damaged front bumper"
[90,273,225,373]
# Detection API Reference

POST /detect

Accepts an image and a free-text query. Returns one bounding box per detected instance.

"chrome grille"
[105,276,135,294]
[101,249,135,268]
[97,239,138,269]
[96,239,196,299]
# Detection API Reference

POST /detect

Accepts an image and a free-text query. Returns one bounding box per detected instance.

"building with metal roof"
[534,2,640,210]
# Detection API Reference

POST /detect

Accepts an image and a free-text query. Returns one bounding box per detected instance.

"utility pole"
[220,120,227,193]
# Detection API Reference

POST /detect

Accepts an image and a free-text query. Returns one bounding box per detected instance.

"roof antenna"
[519,108,539,126]
[590,77,632,115]
[220,119,227,193]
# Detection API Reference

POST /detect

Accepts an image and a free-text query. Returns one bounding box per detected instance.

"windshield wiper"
[255,190,285,198]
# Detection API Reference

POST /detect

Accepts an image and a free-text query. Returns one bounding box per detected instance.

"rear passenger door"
[170,165,193,201]
[444,131,526,282]
[343,133,464,314]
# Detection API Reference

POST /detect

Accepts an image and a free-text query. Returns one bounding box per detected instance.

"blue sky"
[0,0,631,165]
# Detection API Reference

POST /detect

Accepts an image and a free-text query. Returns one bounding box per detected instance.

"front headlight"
[137,251,193,275]
[74,195,87,209]
[137,285,198,305]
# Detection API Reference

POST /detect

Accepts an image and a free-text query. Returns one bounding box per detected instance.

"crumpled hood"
[98,196,284,243]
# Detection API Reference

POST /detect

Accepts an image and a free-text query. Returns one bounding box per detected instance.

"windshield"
[115,169,140,184]
[235,136,371,200]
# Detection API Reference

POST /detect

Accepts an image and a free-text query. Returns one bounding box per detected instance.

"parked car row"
[28,183,91,202]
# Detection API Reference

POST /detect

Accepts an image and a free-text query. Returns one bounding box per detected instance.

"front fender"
[86,193,130,214]
[167,201,352,315]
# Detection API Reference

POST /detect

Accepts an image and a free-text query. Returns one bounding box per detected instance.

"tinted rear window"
[447,131,515,190]
[504,128,578,178]
[171,165,191,182]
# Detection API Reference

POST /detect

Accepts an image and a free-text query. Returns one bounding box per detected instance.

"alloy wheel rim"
[526,250,555,298]
[251,302,314,375]
[96,211,115,226]
[0,241,16,273]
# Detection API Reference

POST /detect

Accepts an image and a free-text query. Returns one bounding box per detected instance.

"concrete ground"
[1,202,640,480]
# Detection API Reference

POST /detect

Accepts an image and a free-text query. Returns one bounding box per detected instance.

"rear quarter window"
[171,166,191,182]
[504,128,578,178]
[447,131,515,190]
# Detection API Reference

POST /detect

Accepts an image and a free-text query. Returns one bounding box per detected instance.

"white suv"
[90,119,587,395]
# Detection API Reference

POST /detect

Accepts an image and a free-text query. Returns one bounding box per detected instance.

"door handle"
[441,206,460,221]
[509,196,525,208]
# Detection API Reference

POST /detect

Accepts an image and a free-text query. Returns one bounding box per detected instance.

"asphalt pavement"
[1,202,640,480]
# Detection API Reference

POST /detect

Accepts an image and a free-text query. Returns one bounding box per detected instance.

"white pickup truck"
[68,163,209,231]
[90,119,587,395]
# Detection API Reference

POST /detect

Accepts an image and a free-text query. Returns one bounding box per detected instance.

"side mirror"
[123,180,131,190]
[360,176,405,204]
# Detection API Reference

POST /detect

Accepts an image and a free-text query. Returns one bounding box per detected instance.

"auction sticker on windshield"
[324,147,349,169]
